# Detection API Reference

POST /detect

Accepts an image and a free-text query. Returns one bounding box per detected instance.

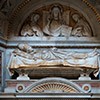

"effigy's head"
[17,43,33,53]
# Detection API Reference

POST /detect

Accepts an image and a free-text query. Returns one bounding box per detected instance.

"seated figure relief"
[20,4,93,37]
[43,5,72,37]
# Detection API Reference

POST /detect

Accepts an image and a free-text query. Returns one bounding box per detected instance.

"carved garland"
[7,0,100,34]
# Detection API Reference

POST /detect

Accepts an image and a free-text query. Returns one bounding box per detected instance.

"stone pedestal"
[78,73,91,80]
[17,74,30,80]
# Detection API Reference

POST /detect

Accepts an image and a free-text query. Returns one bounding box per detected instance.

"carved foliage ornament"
[20,3,93,37]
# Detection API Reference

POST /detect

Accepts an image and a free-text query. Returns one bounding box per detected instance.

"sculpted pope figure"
[7,43,100,79]
[43,5,72,37]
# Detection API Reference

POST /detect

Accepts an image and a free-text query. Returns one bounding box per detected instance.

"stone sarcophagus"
[7,43,100,80]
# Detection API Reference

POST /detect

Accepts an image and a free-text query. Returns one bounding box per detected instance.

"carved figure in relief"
[43,5,72,37]
[20,4,93,38]
[71,14,92,37]
[30,14,43,37]
[13,43,34,60]
[7,43,100,80]
[21,24,33,36]
[14,43,98,61]
[21,14,43,37]
[8,43,100,77]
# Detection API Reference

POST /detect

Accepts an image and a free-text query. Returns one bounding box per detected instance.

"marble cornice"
[0,36,7,48]
[4,37,100,49]
[0,36,100,49]
[5,43,100,49]
[0,93,100,99]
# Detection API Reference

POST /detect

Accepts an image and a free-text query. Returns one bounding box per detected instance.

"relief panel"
[20,3,93,38]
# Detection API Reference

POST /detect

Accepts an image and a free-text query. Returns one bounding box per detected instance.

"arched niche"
[22,77,84,93]
[7,0,100,38]
[19,3,93,37]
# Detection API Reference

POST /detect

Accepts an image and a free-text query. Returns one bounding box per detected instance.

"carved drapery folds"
[20,3,93,37]
[8,43,100,78]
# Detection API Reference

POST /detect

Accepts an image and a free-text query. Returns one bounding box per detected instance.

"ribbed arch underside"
[23,78,84,93]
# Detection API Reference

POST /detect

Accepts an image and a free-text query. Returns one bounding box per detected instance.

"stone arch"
[23,77,84,93]
[7,0,100,37]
